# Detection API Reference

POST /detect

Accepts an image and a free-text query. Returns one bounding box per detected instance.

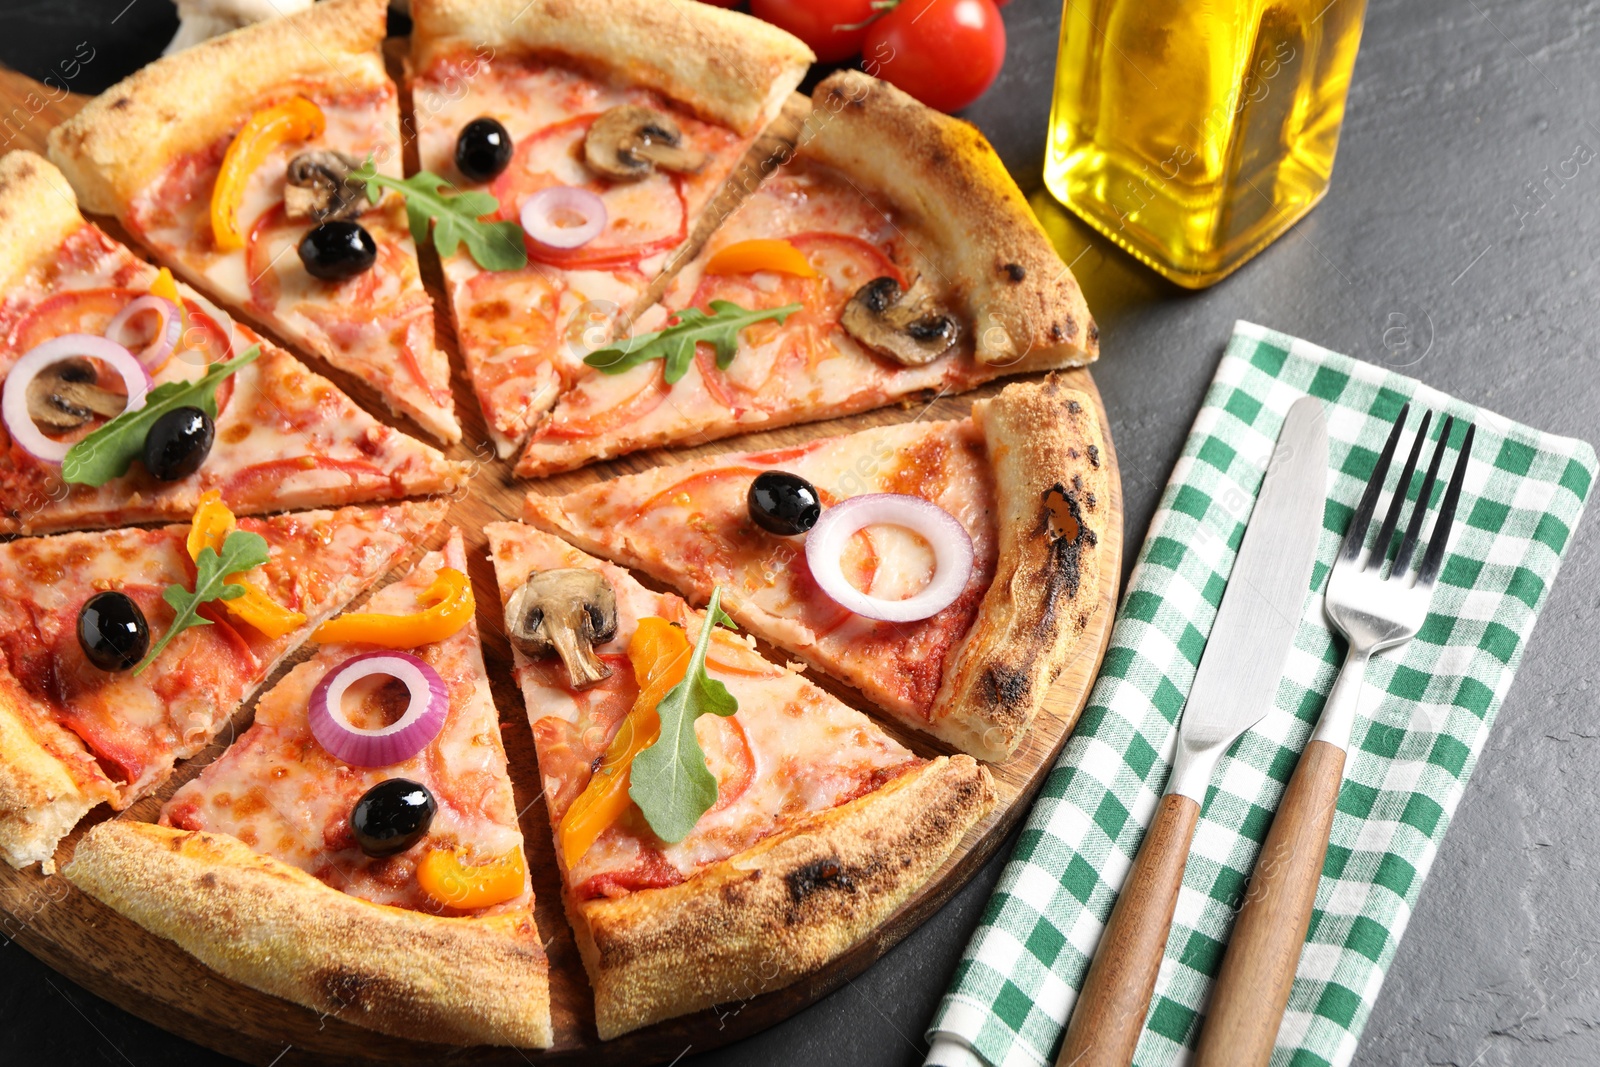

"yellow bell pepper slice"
[556,617,691,870]
[149,267,180,305]
[210,97,326,252]
[312,568,475,648]
[417,845,527,910]
[704,238,816,279]
[186,491,307,639]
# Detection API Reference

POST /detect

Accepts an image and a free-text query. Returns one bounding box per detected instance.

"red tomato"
[698,0,742,6]
[750,0,879,64]
[862,0,1007,113]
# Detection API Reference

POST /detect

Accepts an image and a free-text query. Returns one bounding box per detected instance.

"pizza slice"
[514,69,1099,476]
[407,0,813,456]
[0,497,446,871]
[66,530,552,1048]
[0,151,466,535]
[524,376,1109,761]
[48,0,461,443]
[486,522,995,1038]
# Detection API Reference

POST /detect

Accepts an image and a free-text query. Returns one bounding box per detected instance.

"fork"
[1191,403,1476,1067]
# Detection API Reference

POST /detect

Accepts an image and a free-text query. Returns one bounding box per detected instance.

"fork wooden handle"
[1191,740,1346,1067]
[1055,793,1200,1067]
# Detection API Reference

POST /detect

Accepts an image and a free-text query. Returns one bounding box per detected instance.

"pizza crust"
[931,376,1109,760]
[0,678,117,873]
[65,821,553,1048]
[802,71,1097,370]
[47,0,389,216]
[409,0,814,135]
[0,151,86,292]
[571,754,994,1038]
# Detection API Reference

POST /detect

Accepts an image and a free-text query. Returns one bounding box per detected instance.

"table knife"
[1054,396,1328,1067]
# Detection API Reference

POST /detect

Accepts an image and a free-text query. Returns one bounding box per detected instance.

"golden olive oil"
[1045,0,1368,287]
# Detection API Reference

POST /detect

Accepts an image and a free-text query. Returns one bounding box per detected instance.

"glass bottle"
[1044,0,1369,288]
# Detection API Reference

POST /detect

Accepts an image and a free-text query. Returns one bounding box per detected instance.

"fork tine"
[1393,415,1454,578]
[1341,402,1411,562]
[1369,411,1432,571]
[1416,423,1476,586]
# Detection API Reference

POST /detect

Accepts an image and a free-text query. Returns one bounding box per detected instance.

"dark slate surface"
[1,1,1597,1065]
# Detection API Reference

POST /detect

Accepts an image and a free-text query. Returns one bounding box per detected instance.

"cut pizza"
[486,522,995,1038]
[524,376,1108,761]
[514,68,1099,476]
[48,0,462,443]
[407,0,814,457]
[67,529,552,1047]
[0,496,446,871]
[0,151,466,534]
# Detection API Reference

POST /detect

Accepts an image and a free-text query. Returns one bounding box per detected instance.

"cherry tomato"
[751,0,879,64]
[862,0,1007,114]
[699,0,742,6]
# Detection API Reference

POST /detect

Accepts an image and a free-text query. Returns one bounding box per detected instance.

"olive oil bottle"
[1044,0,1368,287]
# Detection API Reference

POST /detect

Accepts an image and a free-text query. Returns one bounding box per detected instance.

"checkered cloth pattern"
[925,321,1596,1067]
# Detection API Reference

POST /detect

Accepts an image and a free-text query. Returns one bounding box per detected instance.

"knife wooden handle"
[1191,739,1346,1067]
[1055,792,1200,1067]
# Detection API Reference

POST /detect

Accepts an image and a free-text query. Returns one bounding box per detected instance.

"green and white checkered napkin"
[925,321,1596,1067]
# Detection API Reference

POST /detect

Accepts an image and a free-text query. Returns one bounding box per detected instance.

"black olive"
[351,779,436,858]
[141,405,214,482]
[298,221,377,282]
[456,117,513,182]
[77,591,149,672]
[748,471,822,536]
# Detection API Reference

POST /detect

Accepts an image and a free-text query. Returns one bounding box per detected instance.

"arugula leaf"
[61,347,260,487]
[353,160,527,272]
[583,300,802,384]
[133,529,271,675]
[628,586,741,842]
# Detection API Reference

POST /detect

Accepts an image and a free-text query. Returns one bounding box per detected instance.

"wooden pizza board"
[0,62,1124,1066]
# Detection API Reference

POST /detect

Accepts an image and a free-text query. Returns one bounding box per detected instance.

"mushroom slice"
[504,568,619,690]
[584,106,708,181]
[840,276,962,367]
[25,358,129,430]
[284,149,367,223]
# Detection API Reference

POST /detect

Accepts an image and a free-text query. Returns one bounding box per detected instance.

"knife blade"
[1054,396,1328,1067]
[1164,395,1329,797]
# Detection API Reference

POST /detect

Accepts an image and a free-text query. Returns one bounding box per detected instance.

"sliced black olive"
[351,779,437,858]
[142,405,214,482]
[456,117,513,182]
[77,591,149,672]
[748,471,822,536]
[298,221,377,282]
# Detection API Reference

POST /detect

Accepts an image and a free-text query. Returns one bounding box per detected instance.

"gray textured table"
[1,1,1596,1064]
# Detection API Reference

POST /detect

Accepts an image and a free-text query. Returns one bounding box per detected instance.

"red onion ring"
[105,295,182,371]
[804,493,974,623]
[1,335,152,464]
[520,186,607,249]
[308,651,448,767]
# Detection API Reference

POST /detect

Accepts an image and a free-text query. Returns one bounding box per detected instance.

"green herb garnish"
[61,346,259,487]
[133,529,271,675]
[629,586,741,843]
[353,160,527,272]
[583,300,802,384]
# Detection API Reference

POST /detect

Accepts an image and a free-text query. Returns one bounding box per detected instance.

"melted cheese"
[123,83,455,440]
[517,160,1003,474]
[162,536,530,916]
[487,524,920,902]
[531,419,998,723]
[0,223,458,533]
[0,505,422,806]
[411,53,751,455]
